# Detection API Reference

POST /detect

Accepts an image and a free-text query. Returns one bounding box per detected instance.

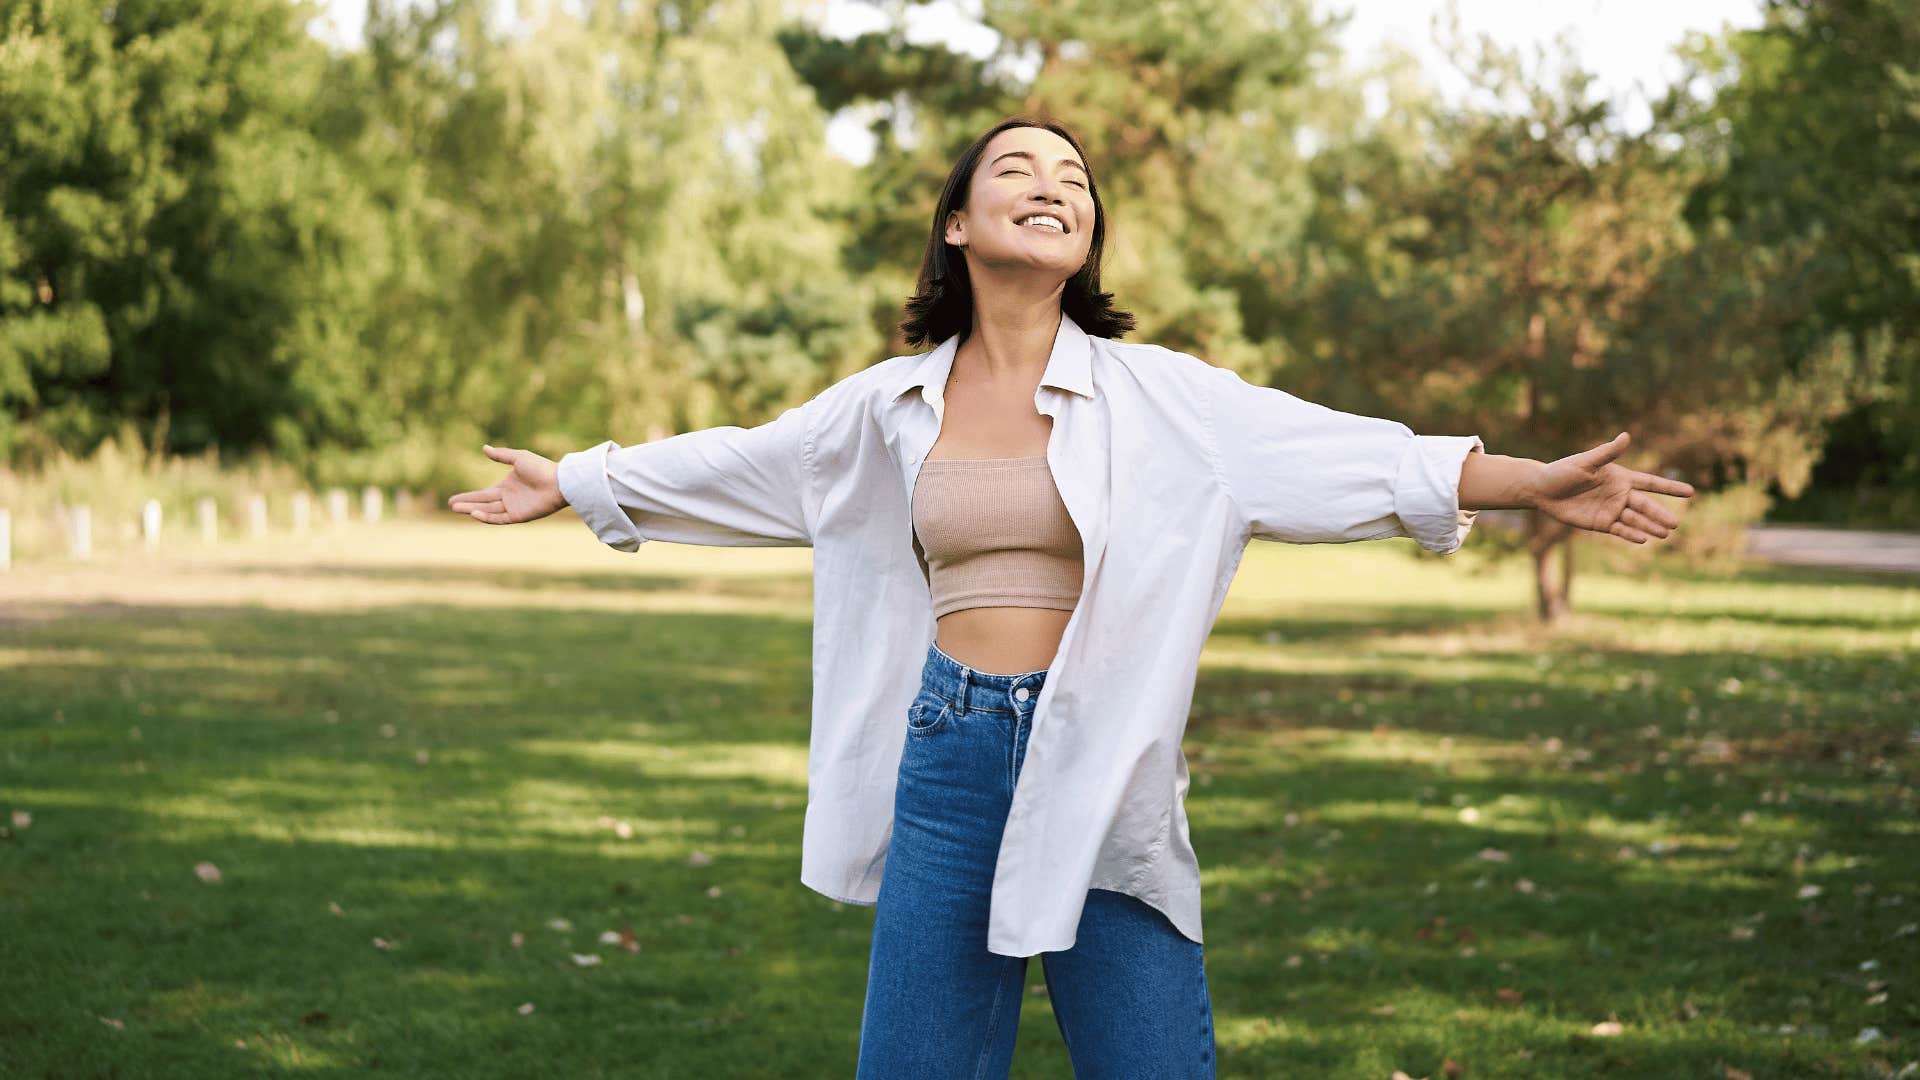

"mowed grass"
[1,518,1915,1078]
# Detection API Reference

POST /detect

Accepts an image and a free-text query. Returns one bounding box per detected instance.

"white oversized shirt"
[556,311,1483,957]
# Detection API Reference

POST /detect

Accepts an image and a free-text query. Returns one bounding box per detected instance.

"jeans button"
[1014,687,1030,702]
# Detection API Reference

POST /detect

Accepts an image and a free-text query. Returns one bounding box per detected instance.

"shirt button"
[1014,687,1030,702]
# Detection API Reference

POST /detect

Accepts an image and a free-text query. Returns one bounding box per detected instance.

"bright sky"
[309,0,1766,163]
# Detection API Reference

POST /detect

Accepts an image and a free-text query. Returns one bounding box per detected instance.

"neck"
[958,288,1063,386]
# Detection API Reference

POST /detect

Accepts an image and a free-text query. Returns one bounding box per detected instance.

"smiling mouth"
[1016,215,1068,234]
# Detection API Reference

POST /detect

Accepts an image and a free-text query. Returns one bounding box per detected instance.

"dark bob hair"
[898,115,1136,348]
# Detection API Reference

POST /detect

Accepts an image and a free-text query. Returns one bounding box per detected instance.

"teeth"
[1018,215,1065,233]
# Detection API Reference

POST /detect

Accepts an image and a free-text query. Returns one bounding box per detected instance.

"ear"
[944,209,966,248]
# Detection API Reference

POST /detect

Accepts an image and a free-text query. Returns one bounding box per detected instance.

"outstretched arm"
[446,398,819,550]
[1465,431,1695,544]
[1203,364,1484,554]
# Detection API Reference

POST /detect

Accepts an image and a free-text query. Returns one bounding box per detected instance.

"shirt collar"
[892,310,1095,406]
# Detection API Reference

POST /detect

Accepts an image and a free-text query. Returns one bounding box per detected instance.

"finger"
[447,488,498,506]
[1608,520,1650,544]
[483,444,517,465]
[448,495,504,514]
[1631,470,1695,499]
[1563,431,1630,472]
[1620,506,1670,539]
[1629,490,1680,530]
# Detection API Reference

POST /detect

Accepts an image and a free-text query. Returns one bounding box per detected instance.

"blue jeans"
[857,640,1217,1079]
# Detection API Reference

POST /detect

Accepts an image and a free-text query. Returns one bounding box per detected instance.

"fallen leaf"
[194,862,222,883]
[371,937,392,951]
[1477,847,1508,862]
[328,901,343,916]
[516,1002,535,1015]
[1797,884,1822,900]
[1371,1004,1396,1015]
[99,1016,125,1030]
[1496,989,1524,1005]
[300,1011,329,1026]
[1724,1068,1752,1080]
[510,932,524,948]
[706,885,723,898]
[571,953,602,967]
[598,930,622,945]
[1857,1027,1886,1044]
[614,820,633,840]
[11,810,30,828]
[1590,1020,1624,1036]
[546,917,572,931]
[688,849,713,866]
[1442,1059,1464,1078]
[619,926,640,953]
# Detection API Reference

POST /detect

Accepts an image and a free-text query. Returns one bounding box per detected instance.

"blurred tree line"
[1,0,1913,606]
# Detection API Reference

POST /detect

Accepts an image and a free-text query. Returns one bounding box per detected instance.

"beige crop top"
[910,455,1085,618]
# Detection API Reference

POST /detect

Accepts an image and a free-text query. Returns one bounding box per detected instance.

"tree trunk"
[1529,510,1576,623]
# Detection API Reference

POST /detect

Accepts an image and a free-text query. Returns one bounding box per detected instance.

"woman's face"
[945,126,1095,283]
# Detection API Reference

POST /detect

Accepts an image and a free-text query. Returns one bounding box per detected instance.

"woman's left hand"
[1527,432,1696,544]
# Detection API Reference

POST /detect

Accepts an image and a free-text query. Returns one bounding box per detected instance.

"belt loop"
[956,663,970,715]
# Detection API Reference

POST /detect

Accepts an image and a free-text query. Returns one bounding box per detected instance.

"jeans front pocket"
[905,693,953,737]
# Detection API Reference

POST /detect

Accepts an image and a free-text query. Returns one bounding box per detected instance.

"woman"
[448,116,1694,1078]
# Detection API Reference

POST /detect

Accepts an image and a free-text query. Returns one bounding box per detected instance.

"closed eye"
[999,169,1087,188]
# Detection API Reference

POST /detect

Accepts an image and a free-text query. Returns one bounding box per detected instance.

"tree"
[0,0,386,463]
[1276,25,1873,620]
[1668,0,1920,526]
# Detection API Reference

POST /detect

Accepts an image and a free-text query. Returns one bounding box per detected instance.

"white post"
[326,488,348,527]
[394,487,413,516]
[142,499,163,547]
[0,509,10,572]
[361,485,383,524]
[198,496,218,544]
[291,491,311,533]
[71,504,91,560]
[247,494,268,537]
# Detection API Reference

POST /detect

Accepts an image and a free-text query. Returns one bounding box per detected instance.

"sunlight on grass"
[6,522,1914,1078]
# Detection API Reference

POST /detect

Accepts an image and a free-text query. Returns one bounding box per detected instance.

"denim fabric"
[856,640,1217,1079]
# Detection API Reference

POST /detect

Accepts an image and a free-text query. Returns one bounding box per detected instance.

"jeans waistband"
[921,639,1049,717]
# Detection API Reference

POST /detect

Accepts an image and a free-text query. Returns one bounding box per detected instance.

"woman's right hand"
[446,444,567,524]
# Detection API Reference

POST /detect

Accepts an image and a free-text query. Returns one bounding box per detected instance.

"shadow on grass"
[2,571,1913,1077]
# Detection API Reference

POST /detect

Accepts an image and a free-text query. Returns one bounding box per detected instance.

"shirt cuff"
[1393,434,1484,555]
[557,440,647,553]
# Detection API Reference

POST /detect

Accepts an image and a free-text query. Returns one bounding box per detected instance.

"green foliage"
[0,0,389,463]
[0,0,1910,547]
[1669,0,1920,511]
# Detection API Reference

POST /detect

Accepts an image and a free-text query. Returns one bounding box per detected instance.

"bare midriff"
[935,606,1073,676]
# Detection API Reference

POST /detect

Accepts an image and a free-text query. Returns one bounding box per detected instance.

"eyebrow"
[989,150,1089,177]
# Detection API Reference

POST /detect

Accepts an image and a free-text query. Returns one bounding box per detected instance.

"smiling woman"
[898,118,1133,349]
[449,111,1694,1080]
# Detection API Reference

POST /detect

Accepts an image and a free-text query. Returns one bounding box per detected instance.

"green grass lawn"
[2,519,1915,1078]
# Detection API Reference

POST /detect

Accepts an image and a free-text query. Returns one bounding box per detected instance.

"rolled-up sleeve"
[1202,365,1482,554]
[556,399,817,550]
